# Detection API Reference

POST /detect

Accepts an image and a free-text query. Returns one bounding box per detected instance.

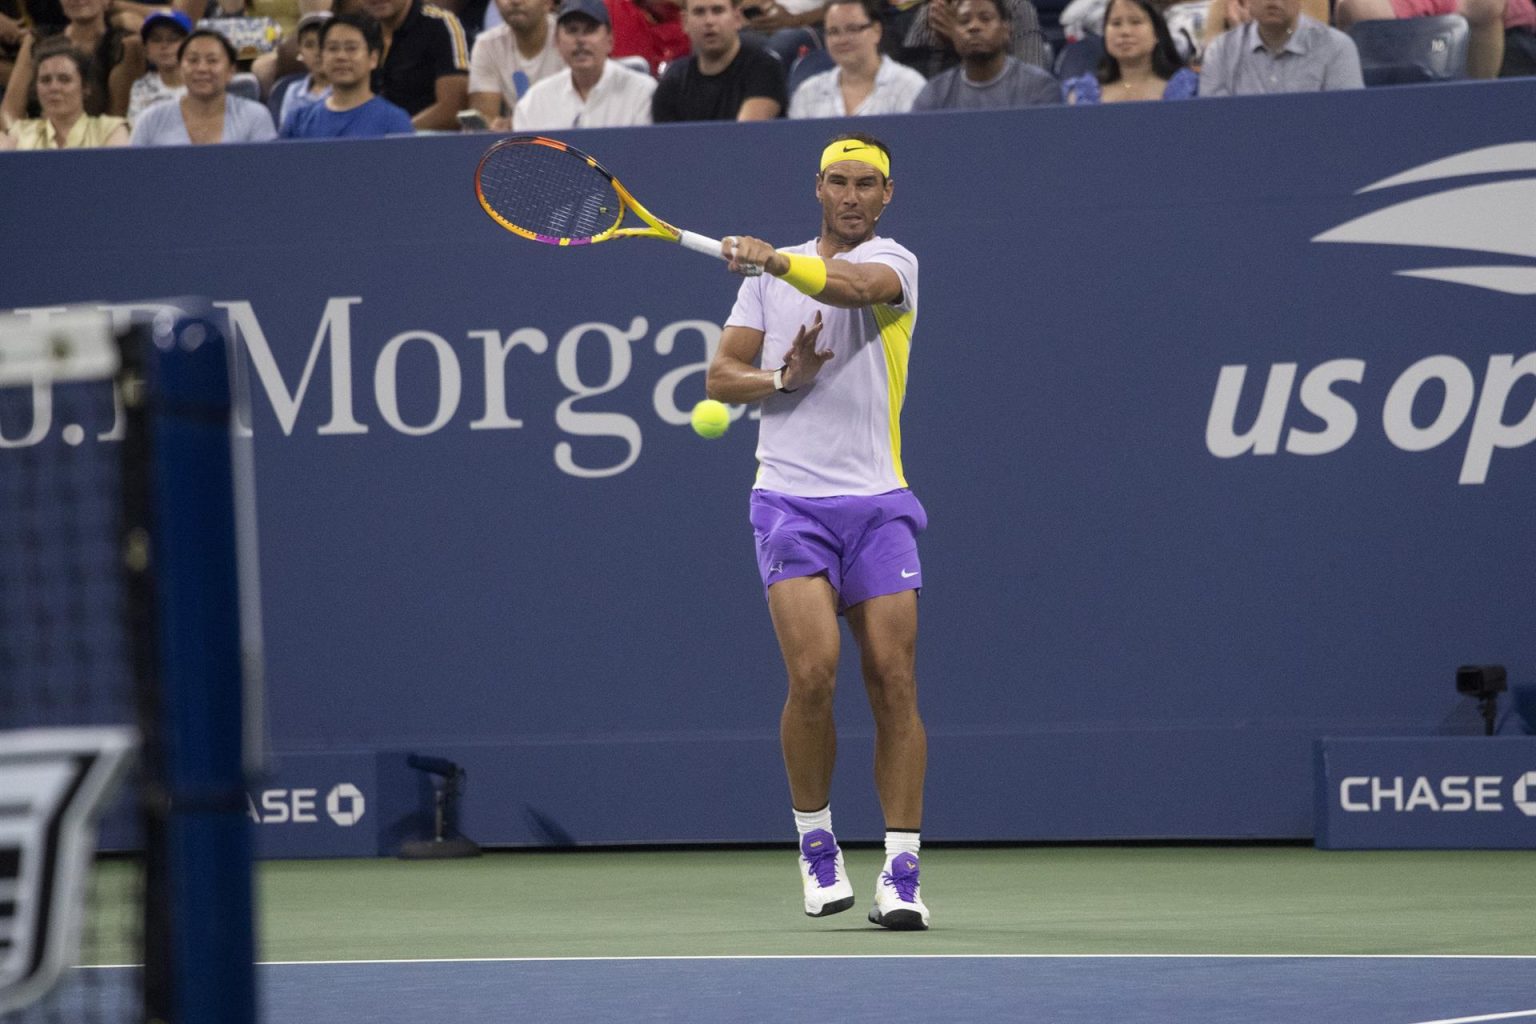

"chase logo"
[325,783,366,827]
[1312,142,1536,296]
[1514,772,1536,817]
[1339,773,1536,816]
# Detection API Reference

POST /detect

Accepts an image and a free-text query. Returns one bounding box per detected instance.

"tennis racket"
[475,135,755,270]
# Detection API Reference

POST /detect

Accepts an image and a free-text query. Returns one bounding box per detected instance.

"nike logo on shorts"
[900,569,918,579]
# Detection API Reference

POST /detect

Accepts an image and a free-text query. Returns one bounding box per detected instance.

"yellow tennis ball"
[690,399,730,439]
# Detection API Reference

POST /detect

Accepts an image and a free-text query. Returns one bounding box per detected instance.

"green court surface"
[207,846,1536,963]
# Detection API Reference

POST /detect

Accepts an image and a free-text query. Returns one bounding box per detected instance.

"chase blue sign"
[1315,738,1536,849]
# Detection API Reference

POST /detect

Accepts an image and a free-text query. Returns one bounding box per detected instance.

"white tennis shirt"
[726,236,919,497]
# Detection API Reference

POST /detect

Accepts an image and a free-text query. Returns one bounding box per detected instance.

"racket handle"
[678,230,727,261]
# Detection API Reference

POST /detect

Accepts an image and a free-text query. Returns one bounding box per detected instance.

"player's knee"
[864,665,918,717]
[785,660,837,708]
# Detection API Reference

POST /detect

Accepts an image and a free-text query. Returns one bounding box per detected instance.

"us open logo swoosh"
[1311,142,1536,296]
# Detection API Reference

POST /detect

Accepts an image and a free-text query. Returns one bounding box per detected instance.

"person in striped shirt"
[361,0,470,129]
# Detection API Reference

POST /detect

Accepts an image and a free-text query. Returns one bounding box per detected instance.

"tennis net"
[0,305,259,1024]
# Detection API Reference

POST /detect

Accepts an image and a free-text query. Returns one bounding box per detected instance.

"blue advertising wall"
[3,80,1534,852]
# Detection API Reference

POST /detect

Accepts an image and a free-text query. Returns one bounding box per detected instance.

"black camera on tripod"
[1456,665,1507,736]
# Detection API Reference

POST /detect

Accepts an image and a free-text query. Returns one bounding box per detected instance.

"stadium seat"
[787,47,835,95]
[614,54,653,75]
[1053,32,1103,79]
[1346,14,1470,85]
[227,72,261,101]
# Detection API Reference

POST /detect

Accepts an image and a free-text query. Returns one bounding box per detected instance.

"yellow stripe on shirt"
[424,3,470,69]
[872,303,914,488]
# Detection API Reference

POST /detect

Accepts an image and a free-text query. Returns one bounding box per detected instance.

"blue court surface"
[244,955,1536,1023]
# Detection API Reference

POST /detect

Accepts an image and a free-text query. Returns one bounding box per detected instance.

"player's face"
[683,0,740,58]
[34,55,85,118]
[953,0,1009,59]
[816,159,892,246]
[144,25,187,71]
[179,36,234,98]
[496,0,551,31]
[1103,0,1155,62]
[555,17,611,71]
[321,25,377,87]
[824,2,879,66]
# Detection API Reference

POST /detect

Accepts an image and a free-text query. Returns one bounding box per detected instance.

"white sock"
[794,804,833,837]
[884,830,920,863]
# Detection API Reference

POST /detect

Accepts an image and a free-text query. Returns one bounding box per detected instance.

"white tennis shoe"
[798,829,854,917]
[868,852,929,931]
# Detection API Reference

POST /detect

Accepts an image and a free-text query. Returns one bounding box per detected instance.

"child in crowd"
[128,9,192,124]
[268,10,332,131]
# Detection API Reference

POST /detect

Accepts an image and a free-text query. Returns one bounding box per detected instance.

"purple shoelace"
[882,855,920,902]
[800,829,841,888]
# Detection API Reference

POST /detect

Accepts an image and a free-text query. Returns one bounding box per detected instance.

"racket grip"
[678,230,727,261]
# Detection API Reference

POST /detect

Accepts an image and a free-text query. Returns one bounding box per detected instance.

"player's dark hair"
[177,27,238,65]
[322,11,386,54]
[1095,0,1184,84]
[822,130,892,180]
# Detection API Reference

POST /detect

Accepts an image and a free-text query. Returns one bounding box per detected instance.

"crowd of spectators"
[0,0,1531,148]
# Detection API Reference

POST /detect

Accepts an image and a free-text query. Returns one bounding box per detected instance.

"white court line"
[253,953,1536,967]
[81,952,1536,969]
[1407,1011,1536,1024]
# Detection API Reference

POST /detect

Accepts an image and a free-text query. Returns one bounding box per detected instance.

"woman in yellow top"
[3,37,129,148]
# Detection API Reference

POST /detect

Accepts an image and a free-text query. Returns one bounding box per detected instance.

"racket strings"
[478,142,624,243]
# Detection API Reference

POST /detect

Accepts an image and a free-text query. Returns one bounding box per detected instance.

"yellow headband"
[819,140,890,179]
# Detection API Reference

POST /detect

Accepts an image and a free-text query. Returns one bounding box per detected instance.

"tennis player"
[706,132,930,931]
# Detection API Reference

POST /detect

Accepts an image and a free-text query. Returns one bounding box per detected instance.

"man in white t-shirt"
[706,133,932,932]
[468,0,566,130]
[513,0,655,128]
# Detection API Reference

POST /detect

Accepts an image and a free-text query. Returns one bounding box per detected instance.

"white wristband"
[773,366,796,394]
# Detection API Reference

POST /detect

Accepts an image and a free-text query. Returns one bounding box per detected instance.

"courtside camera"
[1456,665,1507,698]
[1456,665,1507,736]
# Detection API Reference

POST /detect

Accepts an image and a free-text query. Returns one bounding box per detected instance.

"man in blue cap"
[512,0,655,128]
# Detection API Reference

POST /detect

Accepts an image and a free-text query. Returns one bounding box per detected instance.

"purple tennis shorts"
[749,489,928,612]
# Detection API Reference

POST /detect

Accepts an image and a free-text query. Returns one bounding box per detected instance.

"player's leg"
[768,574,842,812]
[767,574,856,916]
[846,590,925,830]
[846,591,931,930]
